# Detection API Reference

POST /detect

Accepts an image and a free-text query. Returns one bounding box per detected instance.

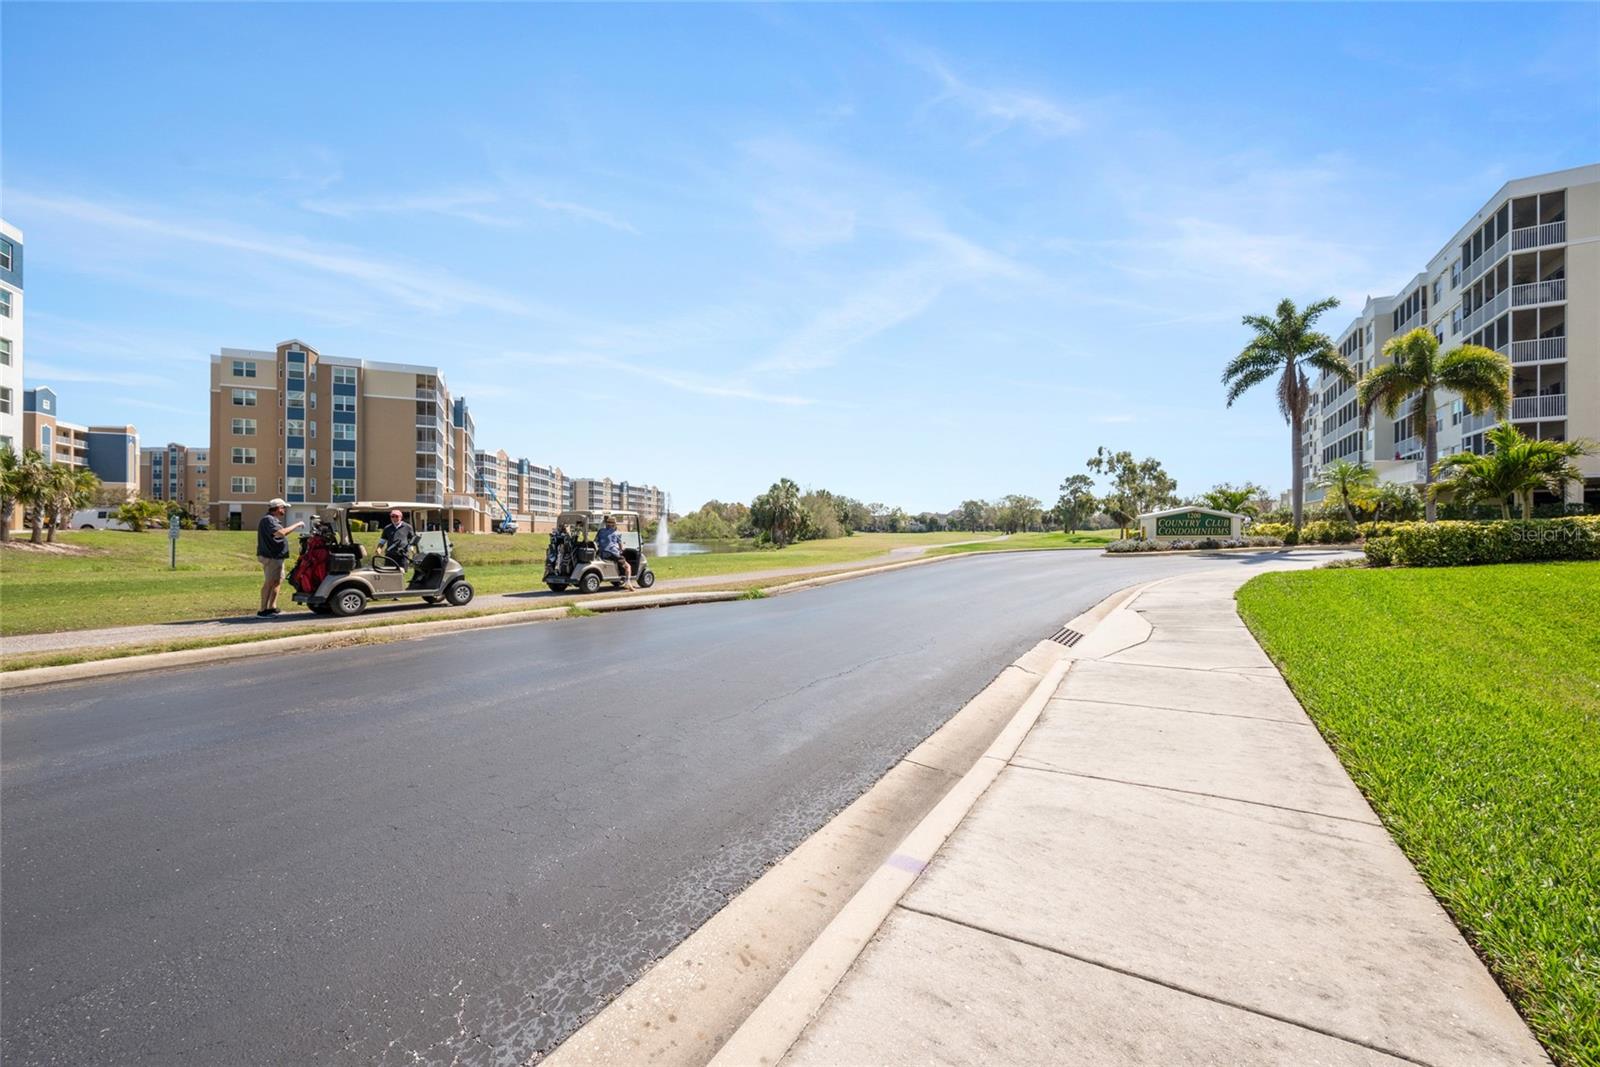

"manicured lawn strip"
[0,530,994,636]
[928,530,1117,554]
[1236,563,1600,1067]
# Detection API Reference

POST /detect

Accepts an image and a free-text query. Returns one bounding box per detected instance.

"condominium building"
[208,340,483,531]
[0,219,22,452]
[20,387,141,499]
[209,339,670,532]
[140,443,211,511]
[568,477,668,524]
[1305,164,1599,509]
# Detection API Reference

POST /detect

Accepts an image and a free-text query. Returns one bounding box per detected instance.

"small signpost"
[169,513,180,570]
[1138,507,1245,543]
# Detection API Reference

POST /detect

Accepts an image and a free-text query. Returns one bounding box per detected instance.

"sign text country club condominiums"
[207,340,666,533]
[1303,164,1600,511]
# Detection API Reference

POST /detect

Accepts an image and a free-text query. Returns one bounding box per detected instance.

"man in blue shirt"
[596,515,634,588]
[256,498,305,617]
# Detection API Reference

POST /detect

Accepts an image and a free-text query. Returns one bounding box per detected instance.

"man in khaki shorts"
[257,498,304,617]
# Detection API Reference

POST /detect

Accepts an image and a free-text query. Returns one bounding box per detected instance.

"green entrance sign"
[1154,510,1234,537]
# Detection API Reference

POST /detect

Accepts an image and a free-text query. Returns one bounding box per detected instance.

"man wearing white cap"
[257,498,305,617]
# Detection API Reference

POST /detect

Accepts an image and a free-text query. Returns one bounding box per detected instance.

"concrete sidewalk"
[756,568,1548,1066]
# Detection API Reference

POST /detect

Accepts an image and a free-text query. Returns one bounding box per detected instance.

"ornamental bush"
[1250,522,1292,539]
[1298,519,1360,544]
[1106,536,1283,554]
[1363,517,1600,567]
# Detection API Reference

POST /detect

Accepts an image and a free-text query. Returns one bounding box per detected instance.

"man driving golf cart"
[289,502,474,617]
[543,510,655,594]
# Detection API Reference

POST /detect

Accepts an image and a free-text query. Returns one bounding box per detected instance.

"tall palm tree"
[10,450,55,544]
[0,445,20,542]
[1314,459,1376,523]
[1223,297,1352,532]
[1434,422,1595,519]
[1358,328,1510,522]
[44,467,101,542]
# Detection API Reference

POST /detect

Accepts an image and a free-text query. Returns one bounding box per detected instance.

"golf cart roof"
[558,509,641,523]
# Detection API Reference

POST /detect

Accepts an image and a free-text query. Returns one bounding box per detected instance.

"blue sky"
[5,3,1597,512]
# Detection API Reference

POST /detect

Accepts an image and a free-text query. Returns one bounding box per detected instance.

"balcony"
[1461,230,1511,287]
[415,467,441,481]
[1511,220,1565,251]
[1511,337,1566,364]
[413,492,442,505]
[1322,418,1360,444]
[1461,410,1498,435]
[1393,435,1424,459]
[1461,289,1510,335]
[1511,278,1565,307]
[1513,394,1566,420]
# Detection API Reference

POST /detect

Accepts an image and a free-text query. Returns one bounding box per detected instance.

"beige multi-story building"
[20,387,140,500]
[1306,163,1599,511]
[140,443,211,512]
[568,476,668,524]
[0,219,23,454]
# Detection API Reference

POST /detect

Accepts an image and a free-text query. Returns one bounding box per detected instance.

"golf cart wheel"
[579,571,602,595]
[329,587,368,617]
[636,570,656,589]
[546,583,568,593]
[446,580,475,606]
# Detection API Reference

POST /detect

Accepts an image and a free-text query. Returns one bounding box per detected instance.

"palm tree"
[1358,328,1510,523]
[1314,459,1376,523]
[753,477,805,546]
[44,467,101,542]
[1200,483,1263,517]
[0,446,20,542]
[1223,297,1352,533]
[1434,422,1595,519]
[10,450,55,544]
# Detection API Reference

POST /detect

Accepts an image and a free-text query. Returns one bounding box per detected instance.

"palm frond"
[1224,363,1280,408]
[1438,345,1512,417]
[1358,361,1423,422]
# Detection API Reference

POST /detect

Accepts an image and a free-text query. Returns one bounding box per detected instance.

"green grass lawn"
[928,529,1117,554]
[0,529,995,636]
[1236,562,1600,1067]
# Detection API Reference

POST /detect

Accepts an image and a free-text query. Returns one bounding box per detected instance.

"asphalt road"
[1,549,1336,1065]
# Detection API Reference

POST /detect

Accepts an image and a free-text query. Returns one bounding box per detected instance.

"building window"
[0,289,11,317]
[286,389,305,406]
[286,477,305,496]
[308,449,317,466]
[0,238,12,271]
[333,424,356,441]
[1451,308,1461,335]
[231,476,257,494]
[287,447,304,464]
[308,478,317,496]
[333,394,355,413]
[232,388,257,407]
[0,386,9,414]
[286,419,305,437]
[333,366,357,386]
[333,452,355,469]
[232,447,257,465]
[1451,261,1461,288]
[333,477,355,497]
[0,338,9,365]
[1432,279,1442,304]
[232,417,257,436]
[231,360,256,379]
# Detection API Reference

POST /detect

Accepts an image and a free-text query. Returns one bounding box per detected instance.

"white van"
[70,508,131,531]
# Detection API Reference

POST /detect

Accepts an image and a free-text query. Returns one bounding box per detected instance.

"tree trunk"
[30,511,42,544]
[1500,499,1511,520]
[1423,399,1439,524]
[1342,487,1355,524]
[1520,491,1533,520]
[46,504,57,542]
[1289,371,1305,532]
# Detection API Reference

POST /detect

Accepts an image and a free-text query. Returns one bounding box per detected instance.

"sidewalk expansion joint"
[894,903,1437,1067]
[1005,761,1384,827]
[1050,695,1313,727]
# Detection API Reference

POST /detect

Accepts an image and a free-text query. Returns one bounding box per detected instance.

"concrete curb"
[706,578,1169,1067]
[0,542,1077,692]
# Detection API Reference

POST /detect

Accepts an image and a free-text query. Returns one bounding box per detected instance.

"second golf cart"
[543,510,656,593]
[290,502,475,616]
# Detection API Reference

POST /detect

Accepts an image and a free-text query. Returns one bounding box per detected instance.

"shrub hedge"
[1364,517,1600,567]
[1106,535,1283,553]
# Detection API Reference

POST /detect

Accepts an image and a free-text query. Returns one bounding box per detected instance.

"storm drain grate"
[1049,626,1085,647]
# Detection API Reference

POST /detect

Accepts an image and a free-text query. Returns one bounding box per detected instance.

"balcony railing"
[1511,278,1565,307]
[1462,289,1510,335]
[1511,337,1566,364]
[1394,435,1424,459]
[1322,418,1360,443]
[415,467,441,480]
[1511,220,1565,251]
[1462,410,1498,435]
[1513,394,1566,420]
[1461,233,1510,287]
[413,492,442,504]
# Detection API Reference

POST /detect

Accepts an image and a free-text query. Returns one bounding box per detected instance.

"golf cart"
[289,502,474,617]
[543,510,656,593]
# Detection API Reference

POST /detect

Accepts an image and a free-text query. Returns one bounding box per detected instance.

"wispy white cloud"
[11,190,534,316]
[26,361,180,389]
[300,188,518,228]
[918,53,1082,139]
[503,352,813,406]
[531,196,638,234]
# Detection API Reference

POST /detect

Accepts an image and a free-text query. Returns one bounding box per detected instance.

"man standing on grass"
[257,498,304,617]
